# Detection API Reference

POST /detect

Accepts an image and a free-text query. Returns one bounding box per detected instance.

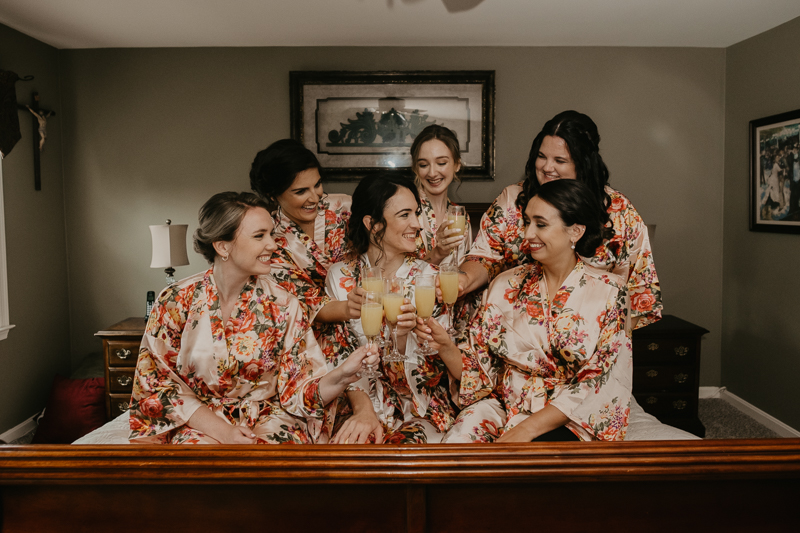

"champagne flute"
[382,277,405,363]
[414,275,437,357]
[362,267,386,346]
[360,290,383,378]
[446,204,466,264]
[439,263,459,335]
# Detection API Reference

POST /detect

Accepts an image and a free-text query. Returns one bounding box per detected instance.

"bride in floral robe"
[458,111,661,330]
[418,180,632,443]
[324,173,458,444]
[129,192,376,445]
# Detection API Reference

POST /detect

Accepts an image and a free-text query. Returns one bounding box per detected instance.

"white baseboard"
[0,412,39,443]
[699,386,725,399]
[702,387,800,438]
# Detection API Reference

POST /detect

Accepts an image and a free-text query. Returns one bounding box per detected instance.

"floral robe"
[465,183,661,328]
[414,189,473,266]
[324,254,458,443]
[129,270,330,444]
[442,261,632,443]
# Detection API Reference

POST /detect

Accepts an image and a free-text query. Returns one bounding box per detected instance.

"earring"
[222,253,229,262]
[570,241,575,250]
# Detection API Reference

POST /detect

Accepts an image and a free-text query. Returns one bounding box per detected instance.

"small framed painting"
[290,70,495,181]
[750,109,800,233]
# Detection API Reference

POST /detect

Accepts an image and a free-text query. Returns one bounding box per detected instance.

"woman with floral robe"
[325,173,458,444]
[459,111,661,330]
[129,192,376,445]
[419,180,632,443]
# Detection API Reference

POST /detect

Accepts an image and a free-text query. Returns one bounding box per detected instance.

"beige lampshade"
[149,221,190,269]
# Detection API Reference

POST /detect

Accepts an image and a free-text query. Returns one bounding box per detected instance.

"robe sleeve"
[269,239,329,320]
[547,289,632,441]
[625,218,662,328]
[129,285,206,443]
[457,300,505,408]
[463,186,523,281]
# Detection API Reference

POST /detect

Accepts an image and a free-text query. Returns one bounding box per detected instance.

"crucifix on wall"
[17,91,56,191]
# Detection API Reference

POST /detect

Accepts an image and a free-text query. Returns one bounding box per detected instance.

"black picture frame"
[750,109,800,233]
[290,70,495,181]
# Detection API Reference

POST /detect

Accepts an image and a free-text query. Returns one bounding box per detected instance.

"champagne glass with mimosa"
[446,205,466,264]
[439,263,459,335]
[382,277,406,363]
[362,266,386,347]
[360,290,383,378]
[414,275,437,357]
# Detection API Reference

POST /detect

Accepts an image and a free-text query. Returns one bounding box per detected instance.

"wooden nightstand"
[95,317,146,420]
[632,315,708,437]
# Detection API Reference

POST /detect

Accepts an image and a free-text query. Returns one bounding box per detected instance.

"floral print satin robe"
[325,255,458,443]
[129,270,330,444]
[443,261,632,443]
[414,190,473,266]
[465,183,661,328]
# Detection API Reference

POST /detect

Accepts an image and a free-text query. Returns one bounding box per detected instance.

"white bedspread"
[73,397,699,444]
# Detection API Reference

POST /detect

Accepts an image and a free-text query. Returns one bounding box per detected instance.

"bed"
[3,399,799,532]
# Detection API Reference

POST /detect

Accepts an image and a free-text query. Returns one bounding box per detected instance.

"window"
[0,155,14,340]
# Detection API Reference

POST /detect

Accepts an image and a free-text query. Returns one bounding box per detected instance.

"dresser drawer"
[632,338,697,364]
[634,392,697,419]
[106,340,140,367]
[109,394,132,418]
[108,368,135,393]
[633,365,695,391]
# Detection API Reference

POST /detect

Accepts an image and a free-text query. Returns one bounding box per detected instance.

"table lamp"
[149,219,189,284]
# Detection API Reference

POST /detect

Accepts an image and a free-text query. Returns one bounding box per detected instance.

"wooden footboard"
[2,439,799,532]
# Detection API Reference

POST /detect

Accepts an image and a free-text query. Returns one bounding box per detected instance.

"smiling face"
[217,207,278,277]
[535,135,577,185]
[369,187,421,257]
[414,139,461,197]
[274,167,323,227]
[523,196,582,267]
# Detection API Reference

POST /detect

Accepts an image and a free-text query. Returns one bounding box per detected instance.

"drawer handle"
[646,396,658,405]
[115,348,132,360]
[117,375,132,387]
[672,400,687,410]
[674,346,689,357]
[116,402,130,413]
[647,343,659,351]
[646,369,658,378]
[674,373,688,384]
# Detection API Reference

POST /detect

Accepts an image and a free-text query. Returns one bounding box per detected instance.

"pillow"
[31,375,106,444]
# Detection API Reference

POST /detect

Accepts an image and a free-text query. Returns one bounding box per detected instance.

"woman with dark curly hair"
[324,172,458,444]
[457,110,661,330]
[419,180,632,443]
[129,192,377,445]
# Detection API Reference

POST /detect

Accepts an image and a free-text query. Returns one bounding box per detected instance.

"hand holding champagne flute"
[360,290,383,378]
[446,204,466,264]
[414,275,437,357]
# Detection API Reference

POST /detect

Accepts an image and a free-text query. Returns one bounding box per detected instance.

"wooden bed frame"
[2,439,799,532]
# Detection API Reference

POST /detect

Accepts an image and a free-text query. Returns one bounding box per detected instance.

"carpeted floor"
[698,398,781,439]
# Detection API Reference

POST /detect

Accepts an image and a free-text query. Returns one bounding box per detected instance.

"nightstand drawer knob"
[646,396,658,405]
[116,348,132,360]
[674,373,688,384]
[674,346,689,357]
[646,369,658,378]
[117,375,132,387]
[673,400,687,410]
[647,343,659,351]
[116,402,129,413]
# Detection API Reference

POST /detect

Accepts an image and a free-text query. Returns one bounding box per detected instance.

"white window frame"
[0,154,14,340]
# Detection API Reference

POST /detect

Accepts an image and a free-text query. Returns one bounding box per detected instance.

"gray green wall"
[0,23,71,433]
[723,16,800,429]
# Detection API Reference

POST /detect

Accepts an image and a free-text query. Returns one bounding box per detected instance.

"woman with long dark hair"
[457,110,661,329]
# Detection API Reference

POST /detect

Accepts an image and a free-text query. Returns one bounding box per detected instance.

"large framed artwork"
[750,109,800,233]
[290,70,495,181]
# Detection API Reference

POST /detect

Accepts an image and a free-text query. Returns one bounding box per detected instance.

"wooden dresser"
[95,317,146,420]
[632,315,708,437]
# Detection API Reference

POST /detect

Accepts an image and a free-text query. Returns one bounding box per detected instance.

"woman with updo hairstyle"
[409,124,471,265]
[249,139,360,365]
[418,179,633,443]
[129,191,377,445]
[458,110,661,330]
[323,172,458,445]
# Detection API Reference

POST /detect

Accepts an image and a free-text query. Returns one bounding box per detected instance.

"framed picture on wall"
[290,70,495,181]
[750,109,800,233]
